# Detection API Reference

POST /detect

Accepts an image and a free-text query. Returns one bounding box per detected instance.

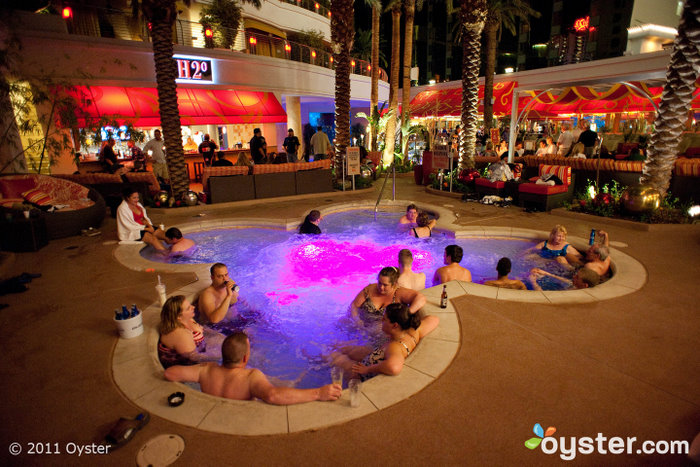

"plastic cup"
[156,283,167,307]
[330,366,343,388]
[22,211,30,219]
[349,378,361,408]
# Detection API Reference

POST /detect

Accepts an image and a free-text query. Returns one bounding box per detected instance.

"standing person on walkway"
[198,134,218,167]
[249,128,267,164]
[309,126,331,161]
[577,122,598,157]
[556,123,575,157]
[143,129,168,184]
[283,128,300,163]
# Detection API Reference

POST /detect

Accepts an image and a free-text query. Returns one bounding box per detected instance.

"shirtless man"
[484,257,527,290]
[164,228,195,255]
[397,249,426,291]
[398,204,436,229]
[584,230,610,277]
[198,262,239,324]
[165,332,341,405]
[433,245,472,285]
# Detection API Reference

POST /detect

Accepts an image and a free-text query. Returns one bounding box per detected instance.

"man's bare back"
[397,270,426,291]
[483,277,527,290]
[197,363,257,400]
[434,264,472,285]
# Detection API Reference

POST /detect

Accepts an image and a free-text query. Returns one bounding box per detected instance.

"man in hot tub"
[165,332,341,404]
[398,204,436,229]
[198,262,240,324]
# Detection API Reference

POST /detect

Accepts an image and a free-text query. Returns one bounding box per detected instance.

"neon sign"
[174,55,213,83]
[574,16,590,32]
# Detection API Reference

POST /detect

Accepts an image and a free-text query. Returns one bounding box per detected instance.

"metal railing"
[63,6,387,81]
[277,0,331,18]
[374,162,396,220]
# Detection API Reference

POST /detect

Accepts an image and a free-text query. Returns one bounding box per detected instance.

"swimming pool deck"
[0,177,698,465]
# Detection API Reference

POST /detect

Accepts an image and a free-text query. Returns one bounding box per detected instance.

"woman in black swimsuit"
[332,303,439,380]
[410,212,433,238]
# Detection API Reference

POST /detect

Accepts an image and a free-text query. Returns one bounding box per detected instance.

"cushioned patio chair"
[517,164,575,211]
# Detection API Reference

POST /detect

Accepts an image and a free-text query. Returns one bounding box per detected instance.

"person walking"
[143,129,168,184]
[283,128,301,163]
[249,128,267,164]
[309,126,331,161]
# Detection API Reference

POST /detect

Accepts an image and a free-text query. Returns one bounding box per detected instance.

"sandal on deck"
[105,412,150,449]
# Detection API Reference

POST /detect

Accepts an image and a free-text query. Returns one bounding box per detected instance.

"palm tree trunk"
[401,0,416,161]
[383,5,402,166]
[331,0,355,178]
[640,0,700,195]
[370,4,380,152]
[460,0,487,169]
[151,17,189,197]
[483,16,499,131]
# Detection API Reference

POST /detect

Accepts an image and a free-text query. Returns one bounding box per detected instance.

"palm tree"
[400,0,421,161]
[482,0,539,130]
[459,0,488,169]
[369,0,382,151]
[138,0,261,198]
[382,0,402,166]
[138,0,189,198]
[331,0,355,177]
[640,0,700,196]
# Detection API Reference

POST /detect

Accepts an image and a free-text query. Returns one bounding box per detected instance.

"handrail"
[374,162,395,221]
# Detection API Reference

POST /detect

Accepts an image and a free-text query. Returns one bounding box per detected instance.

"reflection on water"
[142,210,567,388]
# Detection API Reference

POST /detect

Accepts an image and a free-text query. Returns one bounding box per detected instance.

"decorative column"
[286,96,304,157]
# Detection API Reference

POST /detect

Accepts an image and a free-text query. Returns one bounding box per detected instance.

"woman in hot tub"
[529,224,582,266]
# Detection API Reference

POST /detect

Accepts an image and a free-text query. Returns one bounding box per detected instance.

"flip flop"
[105,412,150,449]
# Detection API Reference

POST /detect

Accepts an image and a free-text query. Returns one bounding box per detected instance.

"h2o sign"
[174,56,213,83]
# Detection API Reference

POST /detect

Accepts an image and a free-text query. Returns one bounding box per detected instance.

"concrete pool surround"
[111,200,647,435]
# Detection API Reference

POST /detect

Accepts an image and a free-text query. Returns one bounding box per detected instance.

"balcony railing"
[62,6,386,81]
[277,0,331,19]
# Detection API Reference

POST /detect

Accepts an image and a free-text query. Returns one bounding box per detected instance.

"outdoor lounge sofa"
[518,164,575,211]
[0,174,105,241]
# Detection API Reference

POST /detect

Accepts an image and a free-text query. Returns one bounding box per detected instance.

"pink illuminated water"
[142,209,559,388]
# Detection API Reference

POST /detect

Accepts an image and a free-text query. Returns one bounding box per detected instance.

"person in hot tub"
[332,303,439,381]
[164,227,196,256]
[198,263,240,324]
[529,224,583,266]
[350,267,426,333]
[158,295,214,368]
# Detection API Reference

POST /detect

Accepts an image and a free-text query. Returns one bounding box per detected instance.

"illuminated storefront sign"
[174,55,214,83]
[574,16,590,32]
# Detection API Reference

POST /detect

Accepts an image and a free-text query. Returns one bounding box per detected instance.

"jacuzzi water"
[143,209,570,388]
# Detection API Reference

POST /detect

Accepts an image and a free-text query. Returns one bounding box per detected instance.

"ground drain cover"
[136,434,184,467]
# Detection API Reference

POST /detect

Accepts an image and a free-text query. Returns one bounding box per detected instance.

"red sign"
[574,16,590,32]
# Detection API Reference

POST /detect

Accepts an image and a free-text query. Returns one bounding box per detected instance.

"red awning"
[63,86,287,127]
[409,82,516,118]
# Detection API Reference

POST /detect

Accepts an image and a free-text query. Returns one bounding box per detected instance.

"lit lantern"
[284,43,291,53]
[367,65,371,71]
[328,11,331,17]
[311,50,316,58]
[62,7,73,19]
[249,36,257,45]
[315,3,320,9]
[204,28,213,38]
[351,60,356,68]
[329,56,333,63]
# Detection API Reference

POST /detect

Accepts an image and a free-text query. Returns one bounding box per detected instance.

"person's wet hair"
[165,227,182,240]
[379,266,399,285]
[416,212,430,227]
[445,245,463,263]
[591,245,609,261]
[385,303,421,330]
[406,204,417,212]
[496,257,512,277]
[210,262,227,276]
[307,210,321,223]
[576,268,600,288]
[222,332,249,366]
[398,249,413,266]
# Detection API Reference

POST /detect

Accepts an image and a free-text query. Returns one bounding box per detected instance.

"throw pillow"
[21,188,53,206]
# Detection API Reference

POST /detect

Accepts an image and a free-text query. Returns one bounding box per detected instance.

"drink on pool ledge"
[331,366,343,388]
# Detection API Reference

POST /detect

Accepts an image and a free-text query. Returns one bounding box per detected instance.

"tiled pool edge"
[111,280,462,435]
[110,200,648,435]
